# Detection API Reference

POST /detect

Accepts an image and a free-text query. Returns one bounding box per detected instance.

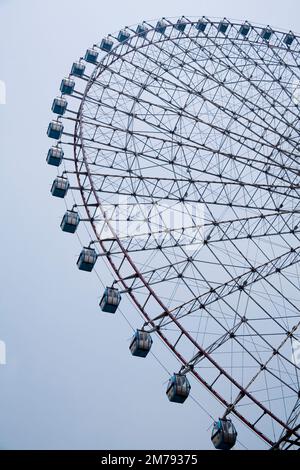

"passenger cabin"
[261,27,273,41]
[77,247,97,271]
[47,146,64,166]
[100,37,113,52]
[47,121,64,140]
[130,330,153,357]
[60,210,80,233]
[71,62,85,77]
[85,48,98,64]
[174,19,187,32]
[218,21,229,34]
[117,29,130,43]
[51,177,69,198]
[166,374,191,403]
[136,24,148,38]
[60,78,75,95]
[118,29,130,42]
[100,287,121,313]
[195,20,207,32]
[155,20,167,35]
[239,23,250,37]
[52,97,67,116]
[211,418,237,450]
[284,33,295,46]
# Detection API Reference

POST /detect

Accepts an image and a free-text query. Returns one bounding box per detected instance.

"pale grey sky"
[0,0,299,450]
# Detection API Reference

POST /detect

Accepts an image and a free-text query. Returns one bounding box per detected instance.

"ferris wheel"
[46,16,300,450]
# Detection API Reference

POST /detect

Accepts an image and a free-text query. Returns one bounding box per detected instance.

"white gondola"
[239,23,250,37]
[174,18,187,32]
[71,62,85,77]
[77,247,97,271]
[60,78,75,95]
[218,21,229,34]
[60,210,80,233]
[52,97,67,115]
[51,177,69,198]
[195,20,207,32]
[261,27,273,41]
[155,20,167,35]
[117,29,130,43]
[283,33,295,46]
[130,330,153,357]
[47,121,64,140]
[46,146,64,166]
[100,287,121,313]
[166,373,191,403]
[85,48,98,64]
[100,37,113,52]
[136,24,148,38]
[211,418,237,450]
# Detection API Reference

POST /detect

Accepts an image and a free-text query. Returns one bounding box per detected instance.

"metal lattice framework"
[47,16,300,449]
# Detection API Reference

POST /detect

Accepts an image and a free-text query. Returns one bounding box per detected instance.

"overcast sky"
[0,0,299,450]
